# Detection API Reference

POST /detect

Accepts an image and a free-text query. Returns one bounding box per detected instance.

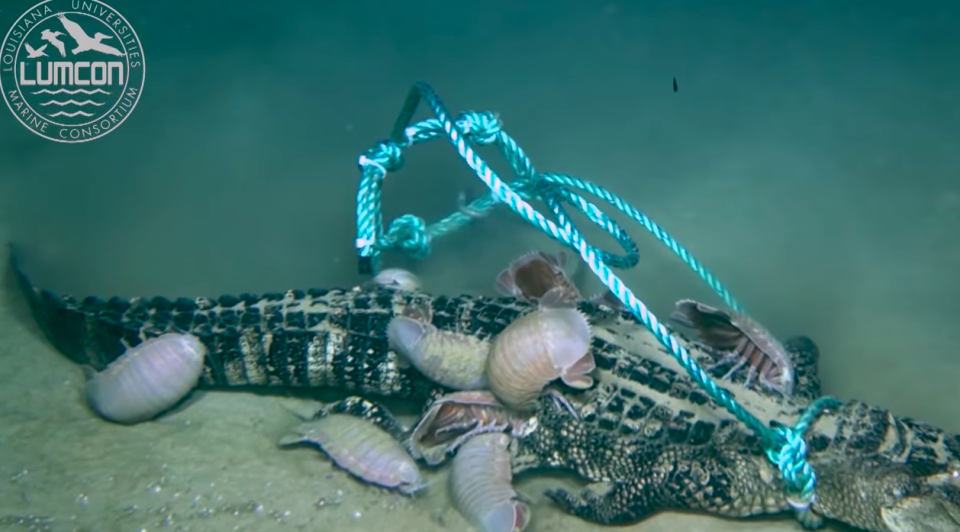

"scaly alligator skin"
[12,261,960,532]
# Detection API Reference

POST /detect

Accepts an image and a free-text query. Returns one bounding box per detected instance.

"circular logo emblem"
[0,0,145,143]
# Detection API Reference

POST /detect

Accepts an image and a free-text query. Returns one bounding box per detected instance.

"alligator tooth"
[493,250,580,306]
[407,390,536,466]
[279,413,425,495]
[485,306,595,412]
[84,332,207,424]
[450,433,531,532]
[670,299,795,396]
[387,300,490,390]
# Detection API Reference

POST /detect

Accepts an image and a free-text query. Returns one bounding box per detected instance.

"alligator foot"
[544,442,782,525]
[545,478,665,525]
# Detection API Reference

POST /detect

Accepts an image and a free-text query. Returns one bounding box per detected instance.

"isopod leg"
[699,336,745,373]
[317,396,407,440]
[742,361,759,388]
[544,388,580,419]
[720,342,754,382]
[705,352,738,372]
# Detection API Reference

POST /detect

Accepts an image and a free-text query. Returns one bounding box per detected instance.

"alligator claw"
[545,488,590,515]
[545,480,661,525]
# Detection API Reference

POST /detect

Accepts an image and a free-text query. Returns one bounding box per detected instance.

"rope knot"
[359,140,405,177]
[457,111,502,145]
[766,425,822,528]
[768,426,814,500]
[762,397,839,529]
[384,214,430,258]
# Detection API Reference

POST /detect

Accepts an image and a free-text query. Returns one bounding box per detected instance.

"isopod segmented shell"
[278,413,425,495]
[387,301,490,390]
[670,299,795,395]
[485,307,595,412]
[450,433,530,532]
[84,332,208,424]
[407,391,536,466]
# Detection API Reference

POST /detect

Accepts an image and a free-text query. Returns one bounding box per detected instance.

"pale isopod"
[363,268,422,292]
[670,299,795,395]
[84,332,208,424]
[278,413,425,495]
[485,307,595,412]
[450,433,530,532]
[407,390,536,465]
[387,301,490,390]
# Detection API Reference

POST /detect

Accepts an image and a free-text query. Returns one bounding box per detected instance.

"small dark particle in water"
[673,78,678,92]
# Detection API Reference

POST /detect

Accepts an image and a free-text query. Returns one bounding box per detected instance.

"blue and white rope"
[354,81,836,527]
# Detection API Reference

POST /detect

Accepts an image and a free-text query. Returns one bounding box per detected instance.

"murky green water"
[1,1,958,531]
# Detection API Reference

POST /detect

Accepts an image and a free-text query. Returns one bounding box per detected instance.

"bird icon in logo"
[24,43,48,58]
[55,13,125,56]
[39,29,67,57]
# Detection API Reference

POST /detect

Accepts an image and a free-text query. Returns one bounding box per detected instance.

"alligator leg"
[545,442,789,525]
[545,476,666,524]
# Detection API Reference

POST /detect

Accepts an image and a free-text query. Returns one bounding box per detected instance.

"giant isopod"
[362,268,422,292]
[493,250,580,307]
[387,300,490,390]
[670,299,795,395]
[278,413,425,495]
[83,332,208,424]
[450,433,530,532]
[407,390,536,466]
[485,307,595,412]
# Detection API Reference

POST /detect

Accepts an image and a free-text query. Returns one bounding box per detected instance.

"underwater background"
[0,0,958,531]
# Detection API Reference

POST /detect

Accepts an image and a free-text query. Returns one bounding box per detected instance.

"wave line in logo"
[49,110,94,117]
[40,99,104,107]
[31,88,111,95]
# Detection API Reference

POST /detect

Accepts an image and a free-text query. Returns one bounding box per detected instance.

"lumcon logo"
[0,0,145,143]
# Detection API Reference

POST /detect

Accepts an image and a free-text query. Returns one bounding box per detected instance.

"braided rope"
[354,81,836,526]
